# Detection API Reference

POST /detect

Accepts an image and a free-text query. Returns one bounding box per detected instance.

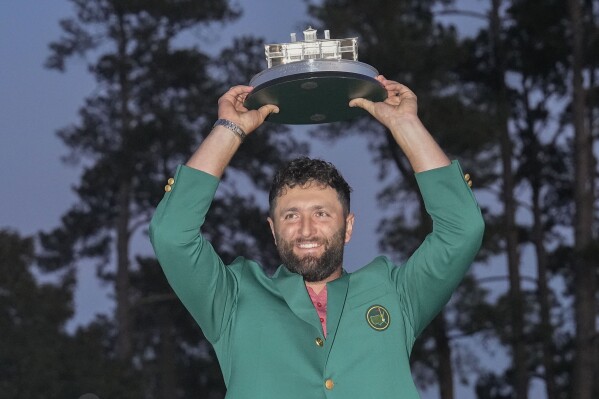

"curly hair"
[269,157,352,216]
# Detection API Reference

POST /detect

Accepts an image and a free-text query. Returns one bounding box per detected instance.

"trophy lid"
[264,26,358,68]
[244,28,386,125]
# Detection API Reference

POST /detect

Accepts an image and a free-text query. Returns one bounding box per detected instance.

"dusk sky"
[0,2,517,398]
[0,0,383,324]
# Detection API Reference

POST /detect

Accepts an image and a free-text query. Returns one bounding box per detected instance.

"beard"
[276,226,346,282]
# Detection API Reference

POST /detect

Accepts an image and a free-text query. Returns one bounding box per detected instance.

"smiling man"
[267,157,353,291]
[150,76,485,399]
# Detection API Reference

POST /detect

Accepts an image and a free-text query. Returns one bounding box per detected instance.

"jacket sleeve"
[391,160,485,339]
[149,165,239,343]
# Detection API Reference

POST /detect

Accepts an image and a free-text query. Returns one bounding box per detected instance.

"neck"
[304,267,342,294]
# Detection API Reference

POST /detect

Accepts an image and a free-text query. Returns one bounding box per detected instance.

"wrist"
[388,114,425,136]
[213,119,246,142]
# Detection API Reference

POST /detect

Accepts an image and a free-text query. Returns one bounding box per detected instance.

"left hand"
[349,76,419,130]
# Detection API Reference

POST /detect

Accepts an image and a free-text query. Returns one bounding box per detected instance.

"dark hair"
[269,157,352,216]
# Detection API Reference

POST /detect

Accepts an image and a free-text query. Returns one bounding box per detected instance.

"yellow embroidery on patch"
[366,305,390,331]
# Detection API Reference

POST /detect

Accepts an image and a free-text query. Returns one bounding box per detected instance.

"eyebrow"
[279,204,328,215]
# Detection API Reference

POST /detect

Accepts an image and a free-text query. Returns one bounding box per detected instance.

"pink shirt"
[306,285,328,337]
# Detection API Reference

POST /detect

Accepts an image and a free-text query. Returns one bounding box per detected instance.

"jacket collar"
[272,265,321,331]
[272,265,350,340]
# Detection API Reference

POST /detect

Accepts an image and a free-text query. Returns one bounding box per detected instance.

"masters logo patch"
[366,305,390,331]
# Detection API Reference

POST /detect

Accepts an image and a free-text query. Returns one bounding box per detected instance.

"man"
[150,75,485,398]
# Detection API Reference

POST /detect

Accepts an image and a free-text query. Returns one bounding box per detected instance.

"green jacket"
[150,160,484,399]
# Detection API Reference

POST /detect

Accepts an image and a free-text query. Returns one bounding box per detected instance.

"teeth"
[297,242,319,249]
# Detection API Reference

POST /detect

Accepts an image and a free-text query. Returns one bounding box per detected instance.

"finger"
[228,85,253,94]
[235,103,249,112]
[219,85,253,103]
[257,104,279,120]
[383,82,411,94]
[385,84,416,103]
[382,82,401,93]
[377,75,401,87]
[349,97,374,114]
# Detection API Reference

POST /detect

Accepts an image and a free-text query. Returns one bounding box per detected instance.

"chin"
[295,249,324,259]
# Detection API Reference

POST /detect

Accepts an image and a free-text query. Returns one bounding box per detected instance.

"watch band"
[213,119,247,142]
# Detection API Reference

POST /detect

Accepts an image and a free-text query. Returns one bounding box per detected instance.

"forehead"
[273,183,343,212]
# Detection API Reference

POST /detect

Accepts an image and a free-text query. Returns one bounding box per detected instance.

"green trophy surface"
[244,60,386,125]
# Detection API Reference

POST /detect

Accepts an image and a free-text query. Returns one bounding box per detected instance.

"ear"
[344,213,355,244]
[267,216,277,245]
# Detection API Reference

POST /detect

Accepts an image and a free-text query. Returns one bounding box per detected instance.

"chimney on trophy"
[303,27,317,41]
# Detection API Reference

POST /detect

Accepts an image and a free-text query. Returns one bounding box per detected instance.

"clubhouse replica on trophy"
[244,27,386,124]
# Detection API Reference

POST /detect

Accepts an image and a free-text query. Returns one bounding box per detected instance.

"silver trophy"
[244,27,386,125]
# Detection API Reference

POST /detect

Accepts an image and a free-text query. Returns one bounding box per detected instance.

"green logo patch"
[366,305,390,331]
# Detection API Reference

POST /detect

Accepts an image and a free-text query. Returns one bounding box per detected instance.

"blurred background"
[1,0,597,398]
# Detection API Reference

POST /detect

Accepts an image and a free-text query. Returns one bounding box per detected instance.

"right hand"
[217,85,279,135]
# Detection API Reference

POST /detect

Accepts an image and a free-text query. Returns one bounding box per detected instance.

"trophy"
[244,27,386,125]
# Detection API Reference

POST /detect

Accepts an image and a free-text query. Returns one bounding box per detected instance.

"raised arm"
[352,77,484,338]
[349,75,450,173]
[150,86,277,343]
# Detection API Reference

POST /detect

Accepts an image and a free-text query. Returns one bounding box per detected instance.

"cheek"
[275,224,295,239]
[274,228,291,247]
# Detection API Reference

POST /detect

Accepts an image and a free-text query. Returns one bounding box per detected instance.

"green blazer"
[150,161,484,399]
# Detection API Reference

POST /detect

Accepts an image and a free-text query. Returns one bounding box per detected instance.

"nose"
[299,216,315,237]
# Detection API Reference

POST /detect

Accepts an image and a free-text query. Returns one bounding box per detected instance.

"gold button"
[164,185,172,192]
[464,173,473,187]
[315,337,323,347]
[167,177,175,185]
[325,379,334,390]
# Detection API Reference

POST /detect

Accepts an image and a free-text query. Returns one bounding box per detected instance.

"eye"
[315,210,329,217]
[283,213,298,220]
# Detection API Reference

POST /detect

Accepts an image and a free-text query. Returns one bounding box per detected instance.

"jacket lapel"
[324,271,350,349]
[272,265,322,332]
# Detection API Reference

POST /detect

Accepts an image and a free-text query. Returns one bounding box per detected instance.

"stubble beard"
[277,226,346,282]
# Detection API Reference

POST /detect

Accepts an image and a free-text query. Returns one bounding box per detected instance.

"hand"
[349,76,418,130]
[217,85,279,135]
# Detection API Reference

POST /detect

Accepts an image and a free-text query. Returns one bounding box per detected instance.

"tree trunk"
[531,180,557,399]
[568,1,596,398]
[490,1,528,397]
[114,10,133,362]
[589,8,599,396]
[499,109,527,399]
[115,179,132,361]
[160,308,177,399]
[432,313,454,399]
[522,79,557,399]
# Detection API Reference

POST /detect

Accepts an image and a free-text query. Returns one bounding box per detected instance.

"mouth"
[296,242,321,249]
[294,240,325,254]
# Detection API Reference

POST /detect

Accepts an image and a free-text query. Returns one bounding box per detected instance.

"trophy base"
[244,60,386,125]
